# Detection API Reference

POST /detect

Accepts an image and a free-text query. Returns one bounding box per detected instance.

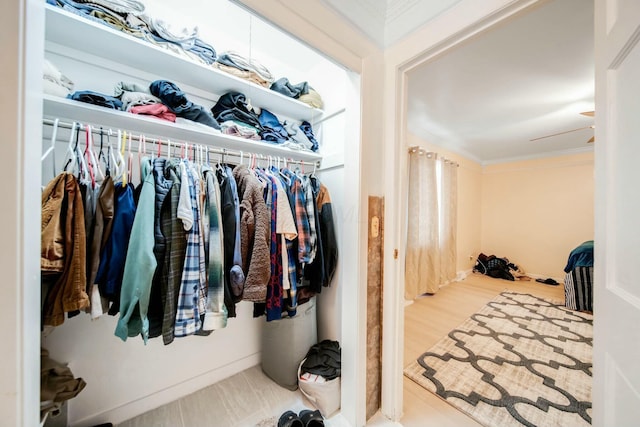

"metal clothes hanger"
[41,118,58,179]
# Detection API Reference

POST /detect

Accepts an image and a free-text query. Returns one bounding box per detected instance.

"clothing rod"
[314,108,346,125]
[42,118,320,167]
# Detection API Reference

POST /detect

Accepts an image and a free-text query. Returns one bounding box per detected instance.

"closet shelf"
[44,4,324,123]
[43,95,323,162]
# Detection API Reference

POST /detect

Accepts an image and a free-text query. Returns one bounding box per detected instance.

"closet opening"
[38,1,363,426]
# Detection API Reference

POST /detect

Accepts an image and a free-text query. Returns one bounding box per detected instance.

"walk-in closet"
[37,1,362,425]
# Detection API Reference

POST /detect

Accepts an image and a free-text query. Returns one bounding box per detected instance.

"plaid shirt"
[291,176,311,265]
[160,160,186,345]
[174,161,206,337]
[302,175,317,263]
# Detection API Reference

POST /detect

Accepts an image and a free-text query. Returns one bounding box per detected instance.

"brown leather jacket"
[41,172,89,326]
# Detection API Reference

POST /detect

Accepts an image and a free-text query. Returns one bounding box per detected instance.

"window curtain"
[439,159,458,284]
[405,149,439,299]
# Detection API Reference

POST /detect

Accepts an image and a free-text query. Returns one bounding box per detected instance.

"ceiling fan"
[530,111,595,143]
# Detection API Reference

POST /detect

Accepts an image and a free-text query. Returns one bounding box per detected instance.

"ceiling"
[327,0,595,164]
[322,0,463,47]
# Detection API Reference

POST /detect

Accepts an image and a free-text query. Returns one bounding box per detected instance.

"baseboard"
[71,352,261,427]
[461,269,564,284]
[523,272,564,284]
[456,269,473,281]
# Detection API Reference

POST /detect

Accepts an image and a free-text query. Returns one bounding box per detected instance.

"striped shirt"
[174,161,205,337]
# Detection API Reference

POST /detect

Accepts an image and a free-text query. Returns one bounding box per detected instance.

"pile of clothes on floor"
[473,253,523,281]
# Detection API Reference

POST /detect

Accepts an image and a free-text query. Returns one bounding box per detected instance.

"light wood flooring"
[400,273,566,427]
[116,273,565,427]
[116,365,351,427]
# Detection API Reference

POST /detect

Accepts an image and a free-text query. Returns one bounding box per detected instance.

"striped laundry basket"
[564,266,594,312]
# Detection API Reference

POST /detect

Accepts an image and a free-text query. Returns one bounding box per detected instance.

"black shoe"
[536,278,559,286]
[278,410,303,427]
[299,409,324,427]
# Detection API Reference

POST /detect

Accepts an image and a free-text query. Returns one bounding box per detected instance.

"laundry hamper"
[261,297,318,390]
[298,359,341,417]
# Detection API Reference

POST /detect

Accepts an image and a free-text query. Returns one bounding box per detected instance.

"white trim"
[4,1,45,426]
[381,0,547,422]
[340,70,367,427]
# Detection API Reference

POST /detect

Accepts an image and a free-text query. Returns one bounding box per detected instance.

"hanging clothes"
[217,165,244,318]
[41,172,90,326]
[302,177,338,293]
[94,181,136,314]
[87,175,115,319]
[174,160,207,337]
[146,157,173,339]
[202,166,227,331]
[115,157,157,343]
[160,159,187,345]
[264,172,284,321]
[233,164,271,302]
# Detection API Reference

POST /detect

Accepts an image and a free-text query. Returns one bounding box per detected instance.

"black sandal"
[536,278,559,286]
[299,409,324,427]
[278,410,303,427]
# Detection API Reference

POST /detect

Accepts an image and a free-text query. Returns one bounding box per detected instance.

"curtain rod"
[42,118,321,168]
[408,146,459,167]
[408,146,436,157]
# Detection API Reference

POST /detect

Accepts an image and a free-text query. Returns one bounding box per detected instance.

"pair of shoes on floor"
[278,409,324,427]
[536,277,559,286]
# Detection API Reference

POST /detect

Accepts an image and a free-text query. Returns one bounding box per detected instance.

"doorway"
[381,0,596,422]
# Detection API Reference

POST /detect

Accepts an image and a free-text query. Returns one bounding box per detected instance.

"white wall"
[481,152,594,279]
[41,1,352,425]
[0,1,43,426]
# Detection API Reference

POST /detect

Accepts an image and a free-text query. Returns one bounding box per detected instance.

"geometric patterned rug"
[404,292,593,427]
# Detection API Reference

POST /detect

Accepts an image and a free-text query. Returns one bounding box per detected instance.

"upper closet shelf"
[43,95,322,162]
[44,4,324,124]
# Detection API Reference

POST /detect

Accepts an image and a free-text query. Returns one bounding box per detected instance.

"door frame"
[380,0,547,420]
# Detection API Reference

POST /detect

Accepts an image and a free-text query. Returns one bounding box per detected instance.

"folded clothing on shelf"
[49,0,217,66]
[138,14,217,64]
[113,81,150,97]
[299,88,323,109]
[120,91,162,112]
[271,77,309,98]
[43,59,75,98]
[299,121,319,152]
[215,51,274,85]
[130,103,176,122]
[74,0,145,14]
[271,77,324,109]
[114,80,162,112]
[220,120,261,140]
[211,91,262,131]
[212,62,271,88]
[283,121,315,152]
[68,90,123,110]
[49,0,142,31]
[150,80,220,129]
[258,109,288,144]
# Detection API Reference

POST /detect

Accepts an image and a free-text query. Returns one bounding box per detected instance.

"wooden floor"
[400,273,566,427]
